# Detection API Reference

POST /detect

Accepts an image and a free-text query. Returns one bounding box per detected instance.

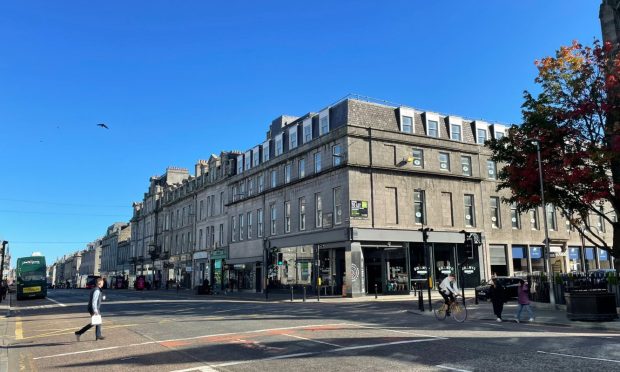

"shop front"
[318,246,345,295]
[530,246,545,273]
[599,249,612,269]
[268,246,314,289]
[193,251,210,289]
[209,247,228,294]
[568,246,582,272]
[512,245,529,276]
[585,247,597,271]
[362,244,408,295]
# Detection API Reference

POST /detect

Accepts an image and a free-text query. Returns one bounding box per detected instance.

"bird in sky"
[97,123,109,129]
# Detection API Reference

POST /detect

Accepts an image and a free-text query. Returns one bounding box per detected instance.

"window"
[237,155,244,174]
[439,152,450,171]
[257,208,264,238]
[270,204,277,235]
[530,209,539,230]
[461,156,472,176]
[210,226,215,247]
[334,187,342,225]
[247,211,253,239]
[275,134,283,156]
[220,192,224,214]
[232,185,238,202]
[314,152,322,173]
[464,194,475,227]
[402,116,413,133]
[271,169,277,188]
[258,174,264,192]
[219,224,224,246]
[239,214,244,241]
[319,113,329,135]
[495,131,504,140]
[477,128,487,144]
[262,140,270,162]
[248,178,254,196]
[299,197,306,230]
[244,151,251,171]
[451,123,462,141]
[285,201,291,233]
[414,190,425,224]
[303,119,312,143]
[199,229,203,249]
[546,204,557,231]
[231,216,237,242]
[332,144,342,166]
[487,160,497,179]
[427,120,439,137]
[511,203,520,229]
[412,149,424,167]
[289,126,298,149]
[315,193,323,228]
[490,197,501,228]
[199,200,204,220]
[441,192,453,227]
[598,206,606,233]
[253,146,260,167]
[298,158,305,178]
[285,163,291,183]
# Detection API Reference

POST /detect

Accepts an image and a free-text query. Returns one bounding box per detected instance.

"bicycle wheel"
[450,302,467,322]
[434,304,447,320]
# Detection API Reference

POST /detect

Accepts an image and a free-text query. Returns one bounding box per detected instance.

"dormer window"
[475,121,489,144]
[399,107,416,134]
[492,124,506,140]
[244,150,251,171]
[275,134,283,156]
[252,146,260,167]
[319,109,329,136]
[448,116,462,141]
[289,126,298,150]
[236,155,243,174]
[424,113,440,138]
[402,116,413,133]
[303,118,312,143]
[262,140,270,162]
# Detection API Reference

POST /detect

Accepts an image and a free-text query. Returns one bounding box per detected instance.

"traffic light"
[277,253,283,265]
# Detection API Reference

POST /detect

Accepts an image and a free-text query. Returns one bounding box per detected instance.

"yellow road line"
[15,316,23,340]
[20,323,139,340]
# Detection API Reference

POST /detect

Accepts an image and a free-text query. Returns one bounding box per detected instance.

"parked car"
[475,277,522,301]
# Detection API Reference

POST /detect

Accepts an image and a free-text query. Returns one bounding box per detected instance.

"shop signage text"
[350,200,368,218]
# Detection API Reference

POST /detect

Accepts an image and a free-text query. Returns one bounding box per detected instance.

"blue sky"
[0,1,602,266]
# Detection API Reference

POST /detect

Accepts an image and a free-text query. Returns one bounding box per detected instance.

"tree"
[488,40,620,270]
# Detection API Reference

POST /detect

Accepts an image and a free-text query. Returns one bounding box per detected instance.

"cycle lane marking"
[537,350,620,363]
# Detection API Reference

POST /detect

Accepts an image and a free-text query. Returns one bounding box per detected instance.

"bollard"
[418,289,424,311]
[290,285,294,302]
[303,286,306,302]
[475,290,478,305]
[374,283,378,299]
[317,285,321,302]
[265,285,269,301]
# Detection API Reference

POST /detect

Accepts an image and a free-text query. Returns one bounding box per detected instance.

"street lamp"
[527,138,556,306]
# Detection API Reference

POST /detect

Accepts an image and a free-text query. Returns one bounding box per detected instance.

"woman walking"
[488,278,506,322]
[515,279,535,323]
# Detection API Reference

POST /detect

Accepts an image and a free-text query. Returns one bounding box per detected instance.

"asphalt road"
[5,289,620,371]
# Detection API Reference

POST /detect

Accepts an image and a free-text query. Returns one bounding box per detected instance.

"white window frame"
[285,163,291,183]
[475,121,489,144]
[334,187,342,225]
[271,169,277,188]
[270,204,277,236]
[439,152,450,171]
[298,158,305,178]
[285,201,291,233]
[257,208,263,238]
[461,155,472,176]
[412,148,424,168]
[289,125,298,150]
[244,150,252,171]
[252,145,260,167]
[314,152,322,173]
[236,155,244,174]
[247,211,253,239]
[492,124,506,140]
[319,109,330,136]
[315,193,323,228]
[332,144,342,166]
[299,197,306,231]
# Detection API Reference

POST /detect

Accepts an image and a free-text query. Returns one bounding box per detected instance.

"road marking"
[282,333,343,347]
[537,350,620,363]
[436,365,472,372]
[46,297,67,307]
[345,323,445,339]
[22,323,139,340]
[33,323,351,360]
[15,317,23,340]
[208,337,441,368]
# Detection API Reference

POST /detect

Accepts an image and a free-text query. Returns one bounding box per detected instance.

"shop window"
[412,149,424,167]
[511,246,528,275]
[461,156,472,176]
[511,203,520,229]
[414,190,425,225]
[464,194,475,227]
[439,152,450,171]
[490,197,501,228]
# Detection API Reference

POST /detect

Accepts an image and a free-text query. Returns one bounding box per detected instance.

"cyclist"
[439,273,460,314]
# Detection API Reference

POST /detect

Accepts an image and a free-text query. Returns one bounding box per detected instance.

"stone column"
[345,242,365,297]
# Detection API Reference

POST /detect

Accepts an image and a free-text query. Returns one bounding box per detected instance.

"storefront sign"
[462,265,476,275]
[599,250,608,260]
[530,247,542,259]
[186,266,192,272]
[233,264,246,270]
[413,266,428,275]
[350,200,368,218]
[439,266,453,275]
[211,249,228,260]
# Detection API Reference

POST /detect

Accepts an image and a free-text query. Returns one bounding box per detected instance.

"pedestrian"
[488,278,506,322]
[75,277,106,341]
[0,281,6,302]
[515,279,535,323]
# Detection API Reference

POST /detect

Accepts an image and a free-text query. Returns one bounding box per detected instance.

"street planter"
[565,291,619,321]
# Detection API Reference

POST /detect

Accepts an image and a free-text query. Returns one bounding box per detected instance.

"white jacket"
[439,277,459,295]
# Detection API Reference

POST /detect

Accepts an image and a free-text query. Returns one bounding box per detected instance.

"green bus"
[16,256,47,300]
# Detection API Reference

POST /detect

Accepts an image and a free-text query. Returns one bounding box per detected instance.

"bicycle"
[434,297,467,322]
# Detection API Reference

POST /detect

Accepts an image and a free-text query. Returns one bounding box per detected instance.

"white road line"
[33,322,351,360]
[282,333,343,347]
[345,323,445,339]
[207,338,441,368]
[537,350,620,363]
[170,366,219,372]
[436,365,472,372]
[46,297,67,307]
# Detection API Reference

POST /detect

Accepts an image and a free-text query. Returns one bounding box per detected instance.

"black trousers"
[76,315,102,338]
[492,301,504,318]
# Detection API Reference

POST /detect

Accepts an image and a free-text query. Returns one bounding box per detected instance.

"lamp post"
[528,138,556,306]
